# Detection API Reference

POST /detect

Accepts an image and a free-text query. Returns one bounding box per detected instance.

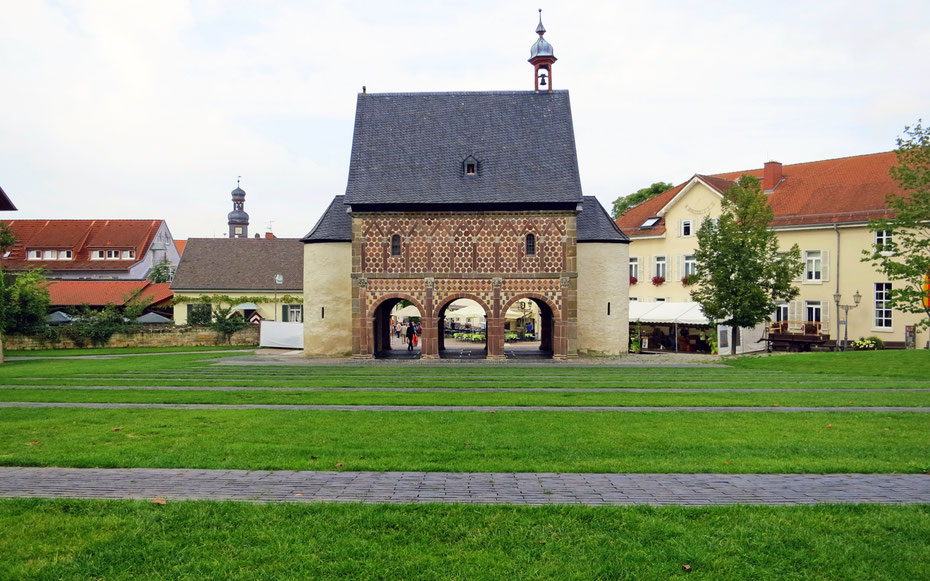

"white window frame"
[874,282,892,330]
[775,303,789,322]
[875,230,894,255]
[683,255,697,277]
[121,250,136,260]
[629,257,639,280]
[805,250,822,282]
[680,220,693,237]
[60,250,72,260]
[43,250,58,260]
[91,250,105,260]
[654,256,667,280]
[28,250,42,260]
[806,301,822,323]
[288,304,304,323]
[105,249,119,259]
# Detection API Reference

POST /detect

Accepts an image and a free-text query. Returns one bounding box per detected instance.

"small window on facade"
[875,230,893,254]
[61,250,72,260]
[391,235,401,256]
[122,250,135,259]
[43,250,57,260]
[466,163,476,175]
[805,250,822,281]
[654,255,667,279]
[105,249,119,259]
[875,283,892,328]
[681,220,692,237]
[629,257,639,280]
[463,156,478,177]
[235,227,243,235]
[28,250,42,260]
[607,302,611,316]
[684,255,697,277]
[91,250,105,260]
[526,233,536,256]
[321,307,325,319]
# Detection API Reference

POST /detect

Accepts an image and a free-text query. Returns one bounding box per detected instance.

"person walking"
[405,322,416,351]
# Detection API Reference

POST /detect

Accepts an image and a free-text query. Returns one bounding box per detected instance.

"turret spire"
[528,9,557,92]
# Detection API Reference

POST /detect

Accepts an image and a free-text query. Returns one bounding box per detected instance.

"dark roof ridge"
[358,90,569,97]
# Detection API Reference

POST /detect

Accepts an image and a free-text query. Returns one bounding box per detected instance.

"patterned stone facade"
[351,211,578,358]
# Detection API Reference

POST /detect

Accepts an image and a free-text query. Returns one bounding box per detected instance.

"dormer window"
[463,155,479,177]
[122,250,135,259]
[28,250,41,260]
[641,217,660,229]
[391,235,401,256]
[526,233,536,256]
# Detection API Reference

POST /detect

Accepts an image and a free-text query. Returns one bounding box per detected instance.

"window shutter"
[677,220,682,237]
[821,250,830,282]
[794,255,804,282]
[281,306,288,322]
[788,300,800,322]
[820,301,830,324]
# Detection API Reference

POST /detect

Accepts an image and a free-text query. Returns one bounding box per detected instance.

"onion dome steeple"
[227,177,250,238]
[528,9,557,93]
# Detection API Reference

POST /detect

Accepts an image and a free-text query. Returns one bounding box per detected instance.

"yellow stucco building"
[617,152,928,350]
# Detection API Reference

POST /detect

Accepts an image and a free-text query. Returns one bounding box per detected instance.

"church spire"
[529,9,557,93]
[227,179,250,238]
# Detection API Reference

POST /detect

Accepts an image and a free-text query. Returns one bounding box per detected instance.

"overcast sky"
[2,1,928,240]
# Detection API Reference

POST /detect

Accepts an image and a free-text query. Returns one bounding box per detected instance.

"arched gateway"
[301,16,630,359]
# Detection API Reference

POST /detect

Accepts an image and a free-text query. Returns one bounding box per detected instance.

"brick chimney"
[762,161,783,192]
[264,232,276,239]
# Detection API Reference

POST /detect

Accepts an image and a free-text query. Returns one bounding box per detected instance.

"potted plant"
[651,275,665,286]
[804,322,819,335]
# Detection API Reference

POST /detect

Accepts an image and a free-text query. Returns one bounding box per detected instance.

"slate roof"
[48,281,173,307]
[577,196,629,243]
[344,91,583,207]
[303,194,628,244]
[302,195,352,243]
[0,186,14,211]
[170,238,303,292]
[616,152,902,236]
[0,219,164,271]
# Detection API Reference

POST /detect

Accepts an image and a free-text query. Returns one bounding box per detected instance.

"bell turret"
[227,178,250,238]
[528,9,557,92]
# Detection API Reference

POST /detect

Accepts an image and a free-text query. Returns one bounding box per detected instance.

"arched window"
[391,235,401,256]
[526,233,536,256]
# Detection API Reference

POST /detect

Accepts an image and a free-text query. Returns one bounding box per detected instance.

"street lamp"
[833,290,862,351]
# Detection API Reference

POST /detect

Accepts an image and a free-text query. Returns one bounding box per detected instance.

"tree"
[863,120,930,332]
[210,304,246,343]
[146,260,173,283]
[610,182,674,219]
[690,175,803,350]
[0,223,17,363]
[0,268,52,335]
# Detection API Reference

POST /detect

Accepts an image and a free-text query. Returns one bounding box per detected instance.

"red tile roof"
[0,219,163,271]
[47,281,173,307]
[616,151,901,236]
[174,240,186,256]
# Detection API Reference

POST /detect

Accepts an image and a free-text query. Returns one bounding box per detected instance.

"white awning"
[630,302,710,325]
[231,302,260,311]
[446,304,487,320]
[394,305,422,317]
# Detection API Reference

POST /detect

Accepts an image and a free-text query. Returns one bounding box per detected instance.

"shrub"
[852,336,885,350]
[188,304,213,326]
[211,305,247,344]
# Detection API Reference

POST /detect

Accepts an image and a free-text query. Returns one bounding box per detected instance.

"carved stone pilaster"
[424,277,435,289]
[492,277,503,289]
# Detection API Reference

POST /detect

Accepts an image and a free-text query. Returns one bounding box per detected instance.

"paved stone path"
[1,467,927,505]
[1,385,926,393]
[1,401,928,412]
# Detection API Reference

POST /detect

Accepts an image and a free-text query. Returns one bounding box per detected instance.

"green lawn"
[1,499,928,580]
[2,408,926,473]
[2,386,929,407]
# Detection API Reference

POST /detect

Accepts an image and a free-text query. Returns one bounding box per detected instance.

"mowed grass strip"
[2,386,930,407]
[1,499,928,580]
[1,408,926,473]
[5,346,257,357]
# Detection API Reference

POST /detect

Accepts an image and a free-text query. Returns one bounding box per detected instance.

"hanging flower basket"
[651,275,665,286]
[630,276,638,285]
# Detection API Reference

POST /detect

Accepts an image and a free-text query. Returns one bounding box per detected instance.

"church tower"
[529,9,556,93]
[227,180,249,238]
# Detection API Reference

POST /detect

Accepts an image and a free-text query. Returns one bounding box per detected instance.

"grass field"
[1,500,928,580]
[5,345,256,357]
[0,350,928,578]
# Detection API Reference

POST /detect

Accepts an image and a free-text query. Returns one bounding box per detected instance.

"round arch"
[367,293,426,358]
[434,293,493,357]
[500,293,561,357]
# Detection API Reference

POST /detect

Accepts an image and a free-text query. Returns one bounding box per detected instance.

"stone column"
[487,277,505,359]
[422,277,437,359]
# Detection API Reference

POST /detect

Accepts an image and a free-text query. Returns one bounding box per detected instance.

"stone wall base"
[4,326,260,351]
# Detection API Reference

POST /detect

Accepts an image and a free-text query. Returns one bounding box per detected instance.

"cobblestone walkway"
[1,402,928,412]
[1,468,927,506]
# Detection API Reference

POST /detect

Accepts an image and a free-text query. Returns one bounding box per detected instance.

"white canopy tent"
[629,302,709,325]
[393,304,423,318]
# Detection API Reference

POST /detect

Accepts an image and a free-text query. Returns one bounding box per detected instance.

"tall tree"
[863,119,930,332]
[610,182,674,219]
[690,175,803,350]
[0,223,17,364]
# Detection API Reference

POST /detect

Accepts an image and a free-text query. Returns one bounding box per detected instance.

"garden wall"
[4,325,259,351]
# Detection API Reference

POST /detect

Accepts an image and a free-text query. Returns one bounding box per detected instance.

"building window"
[526,233,536,256]
[775,303,788,322]
[282,304,303,323]
[654,255,666,279]
[680,220,693,237]
[875,283,892,328]
[91,250,105,260]
[43,250,58,260]
[28,250,42,260]
[607,302,611,316]
[463,156,479,177]
[466,163,476,175]
[121,250,135,259]
[629,257,639,280]
[60,250,72,260]
[655,297,666,302]
[629,297,638,301]
[105,249,120,259]
[683,255,697,277]
[806,301,822,323]
[391,235,401,256]
[235,227,243,235]
[875,230,893,254]
[805,251,822,281]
